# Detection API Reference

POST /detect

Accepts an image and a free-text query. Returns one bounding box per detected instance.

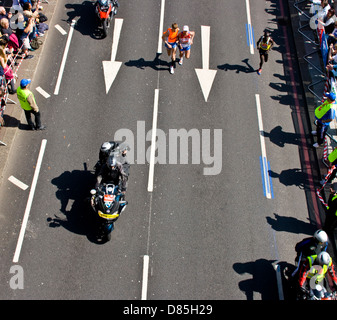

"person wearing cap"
[312,91,336,147]
[178,25,195,66]
[16,78,46,130]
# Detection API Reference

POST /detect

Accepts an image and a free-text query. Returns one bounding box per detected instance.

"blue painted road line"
[259,156,274,199]
[245,24,255,48]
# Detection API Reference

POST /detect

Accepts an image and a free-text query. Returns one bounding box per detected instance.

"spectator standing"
[16,78,46,130]
[256,31,274,75]
[0,18,20,54]
[178,25,195,66]
[0,39,16,94]
[0,6,12,21]
[19,17,35,59]
[321,8,336,34]
[312,92,336,147]
[162,23,179,74]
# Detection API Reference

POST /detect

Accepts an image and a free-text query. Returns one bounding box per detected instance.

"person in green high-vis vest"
[312,92,336,147]
[16,79,46,131]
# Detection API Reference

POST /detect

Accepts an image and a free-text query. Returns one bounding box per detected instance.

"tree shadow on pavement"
[48,165,98,242]
[233,259,279,300]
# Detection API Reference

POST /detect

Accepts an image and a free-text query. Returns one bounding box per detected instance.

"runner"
[178,25,195,66]
[256,31,274,75]
[162,23,179,74]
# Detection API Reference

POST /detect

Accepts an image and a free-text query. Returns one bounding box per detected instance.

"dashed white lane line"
[55,24,67,36]
[8,176,29,190]
[141,255,150,300]
[36,86,50,99]
[54,19,76,95]
[147,89,159,193]
[13,139,47,263]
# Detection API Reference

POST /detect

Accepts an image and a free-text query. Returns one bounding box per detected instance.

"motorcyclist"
[96,141,130,174]
[96,0,119,14]
[290,230,328,278]
[96,155,128,194]
[298,251,337,298]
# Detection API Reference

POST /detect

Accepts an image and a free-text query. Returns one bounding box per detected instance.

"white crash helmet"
[314,229,328,244]
[317,251,331,266]
[100,142,112,152]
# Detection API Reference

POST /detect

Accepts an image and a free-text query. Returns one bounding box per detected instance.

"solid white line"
[201,25,210,70]
[157,0,165,54]
[141,255,150,300]
[13,139,47,263]
[255,94,271,199]
[36,86,50,99]
[147,89,159,192]
[54,20,76,95]
[245,0,254,55]
[55,24,67,36]
[8,176,29,190]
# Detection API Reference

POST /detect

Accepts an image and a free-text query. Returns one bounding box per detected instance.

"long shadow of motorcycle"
[48,163,103,244]
[64,1,110,39]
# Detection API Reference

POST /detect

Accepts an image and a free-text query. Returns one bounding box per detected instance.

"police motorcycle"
[91,142,129,242]
[90,183,127,242]
[95,0,119,38]
[282,261,337,300]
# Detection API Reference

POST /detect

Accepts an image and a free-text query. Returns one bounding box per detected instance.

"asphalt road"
[0,0,323,300]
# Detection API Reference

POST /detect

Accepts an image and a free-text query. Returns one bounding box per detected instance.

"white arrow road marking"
[102,18,123,94]
[195,26,217,102]
[8,176,29,190]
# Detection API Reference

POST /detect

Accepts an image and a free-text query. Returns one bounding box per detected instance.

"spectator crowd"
[0,0,48,129]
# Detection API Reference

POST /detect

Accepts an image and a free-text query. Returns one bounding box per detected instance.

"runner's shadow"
[217,59,256,73]
[124,53,170,71]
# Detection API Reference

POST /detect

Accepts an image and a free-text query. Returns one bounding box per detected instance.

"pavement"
[0,0,336,260]
[0,0,57,188]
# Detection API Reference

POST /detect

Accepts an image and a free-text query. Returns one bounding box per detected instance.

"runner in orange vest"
[162,23,179,74]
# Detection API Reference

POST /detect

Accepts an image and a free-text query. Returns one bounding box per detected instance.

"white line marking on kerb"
[13,139,47,263]
[157,0,165,54]
[54,20,76,95]
[147,89,159,192]
[141,255,150,300]
[8,176,29,190]
[55,24,67,36]
[36,86,50,99]
[245,0,254,54]
[255,94,271,199]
